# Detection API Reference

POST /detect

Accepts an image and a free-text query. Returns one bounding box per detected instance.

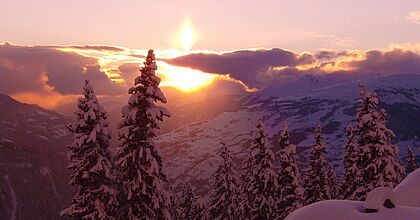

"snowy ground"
[286,168,420,220]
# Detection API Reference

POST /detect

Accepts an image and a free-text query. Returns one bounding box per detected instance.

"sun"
[158,61,216,92]
[179,18,195,51]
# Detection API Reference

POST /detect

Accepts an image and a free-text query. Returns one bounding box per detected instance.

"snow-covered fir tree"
[113,49,171,219]
[353,83,405,200]
[192,200,207,220]
[177,185,206,220]
[326,165,338,199]
[241,121,278,219]
[303,126,330,205]
[406,147,417,174]
[207,144,241,220]
[340,126,359,199]
[275,122,303,219]
[61,80,116,220]
[168,191,180,220]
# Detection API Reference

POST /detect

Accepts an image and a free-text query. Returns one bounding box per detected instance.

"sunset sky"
[2,0,419,51]
[0,0,419,114]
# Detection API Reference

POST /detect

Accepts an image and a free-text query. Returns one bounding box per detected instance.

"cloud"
[310,33,354,48]
[407,11,420,24]
[165,48,315,89]
[2,43,420,116]
[165,47,420,89]
[116,62,140,83]
[0,43,125,95]
[46,64,124,95]
[49,45,126,52]
[340,48,420,74]
[260,48,420,85]
[315,50,339,60]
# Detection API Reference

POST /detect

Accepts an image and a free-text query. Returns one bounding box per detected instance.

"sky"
[1,0,419,52]
[0,1,419,114]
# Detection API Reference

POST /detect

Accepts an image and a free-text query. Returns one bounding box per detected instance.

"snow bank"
[286,200,420,220]
[287,168,420,219]
[394,168,420,207]
[364,187,395,210]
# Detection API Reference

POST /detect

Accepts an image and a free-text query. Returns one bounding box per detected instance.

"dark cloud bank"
[1,43,420,100]
[0,43,125,95]
[166,48,420,89]
[165,48,314,89]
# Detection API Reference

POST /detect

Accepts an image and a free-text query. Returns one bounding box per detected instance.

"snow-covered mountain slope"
[157,74,420,194]
[0,94,71,152]
[0,95,74,219]
[286,168,420,220]
[0,142,74,220]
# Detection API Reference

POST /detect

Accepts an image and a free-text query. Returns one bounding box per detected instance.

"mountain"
[0,93,71,152]
[0,142,74,220]
[0,94,74,219]
[157,74,420,195]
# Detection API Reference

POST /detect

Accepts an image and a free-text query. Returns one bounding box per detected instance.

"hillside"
[0,94,71,153]
[0,142,74,220]
[157,74,420,195]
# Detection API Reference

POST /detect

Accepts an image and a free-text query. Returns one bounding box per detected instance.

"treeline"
[61,49,417,220]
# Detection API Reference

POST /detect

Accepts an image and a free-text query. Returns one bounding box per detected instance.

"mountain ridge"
[157,73,420,195]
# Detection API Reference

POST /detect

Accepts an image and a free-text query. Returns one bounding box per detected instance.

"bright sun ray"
[179,18,195,51]
[157,61,216,92]
[56,46,220,92]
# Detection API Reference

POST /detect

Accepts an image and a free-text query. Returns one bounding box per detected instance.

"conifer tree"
[241,121,278,219]
[406,147,417,174]
[303,126,330,205]
[177,185,206,220]
[340,126,359,199]
[275,122,303,219]
[326,165,338,199]
[168,192,180,220]
[114,49,171,219]
[208,144,241,220]
[353,83,405,200]
[191,200,207,220]
[61,80,116,219]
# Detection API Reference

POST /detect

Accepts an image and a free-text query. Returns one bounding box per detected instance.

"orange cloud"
[10,92,77,110]
[2,42,420,115]
[407,11,420,24]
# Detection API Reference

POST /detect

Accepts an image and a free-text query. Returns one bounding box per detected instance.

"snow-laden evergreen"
[207,144,241,220]
[191,200,207,220]
[61,80,116,220]
[326,165,338,199]
[406,147,417,174]
[177,185,206,220]
[303,126,330,205]
[340,126,359,199]
[241,121,278,219]
[275,122,303,219]
[113,49,171,219]
[168,191,180,220]
[353,83,405,200]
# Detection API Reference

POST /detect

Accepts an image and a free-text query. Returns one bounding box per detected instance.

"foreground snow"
[287,168,420,220]
[285,200,420,220]
[394,168,420,208]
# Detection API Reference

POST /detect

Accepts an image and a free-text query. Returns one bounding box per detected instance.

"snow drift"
[286,168,420,220]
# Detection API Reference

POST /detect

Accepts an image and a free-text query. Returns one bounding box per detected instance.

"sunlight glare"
[158,61,216,92]
[180,18,195,51]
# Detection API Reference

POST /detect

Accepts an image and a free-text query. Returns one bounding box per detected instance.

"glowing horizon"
[158,61,216,92]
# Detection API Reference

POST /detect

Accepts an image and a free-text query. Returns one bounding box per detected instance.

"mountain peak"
[0,93,21,107]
